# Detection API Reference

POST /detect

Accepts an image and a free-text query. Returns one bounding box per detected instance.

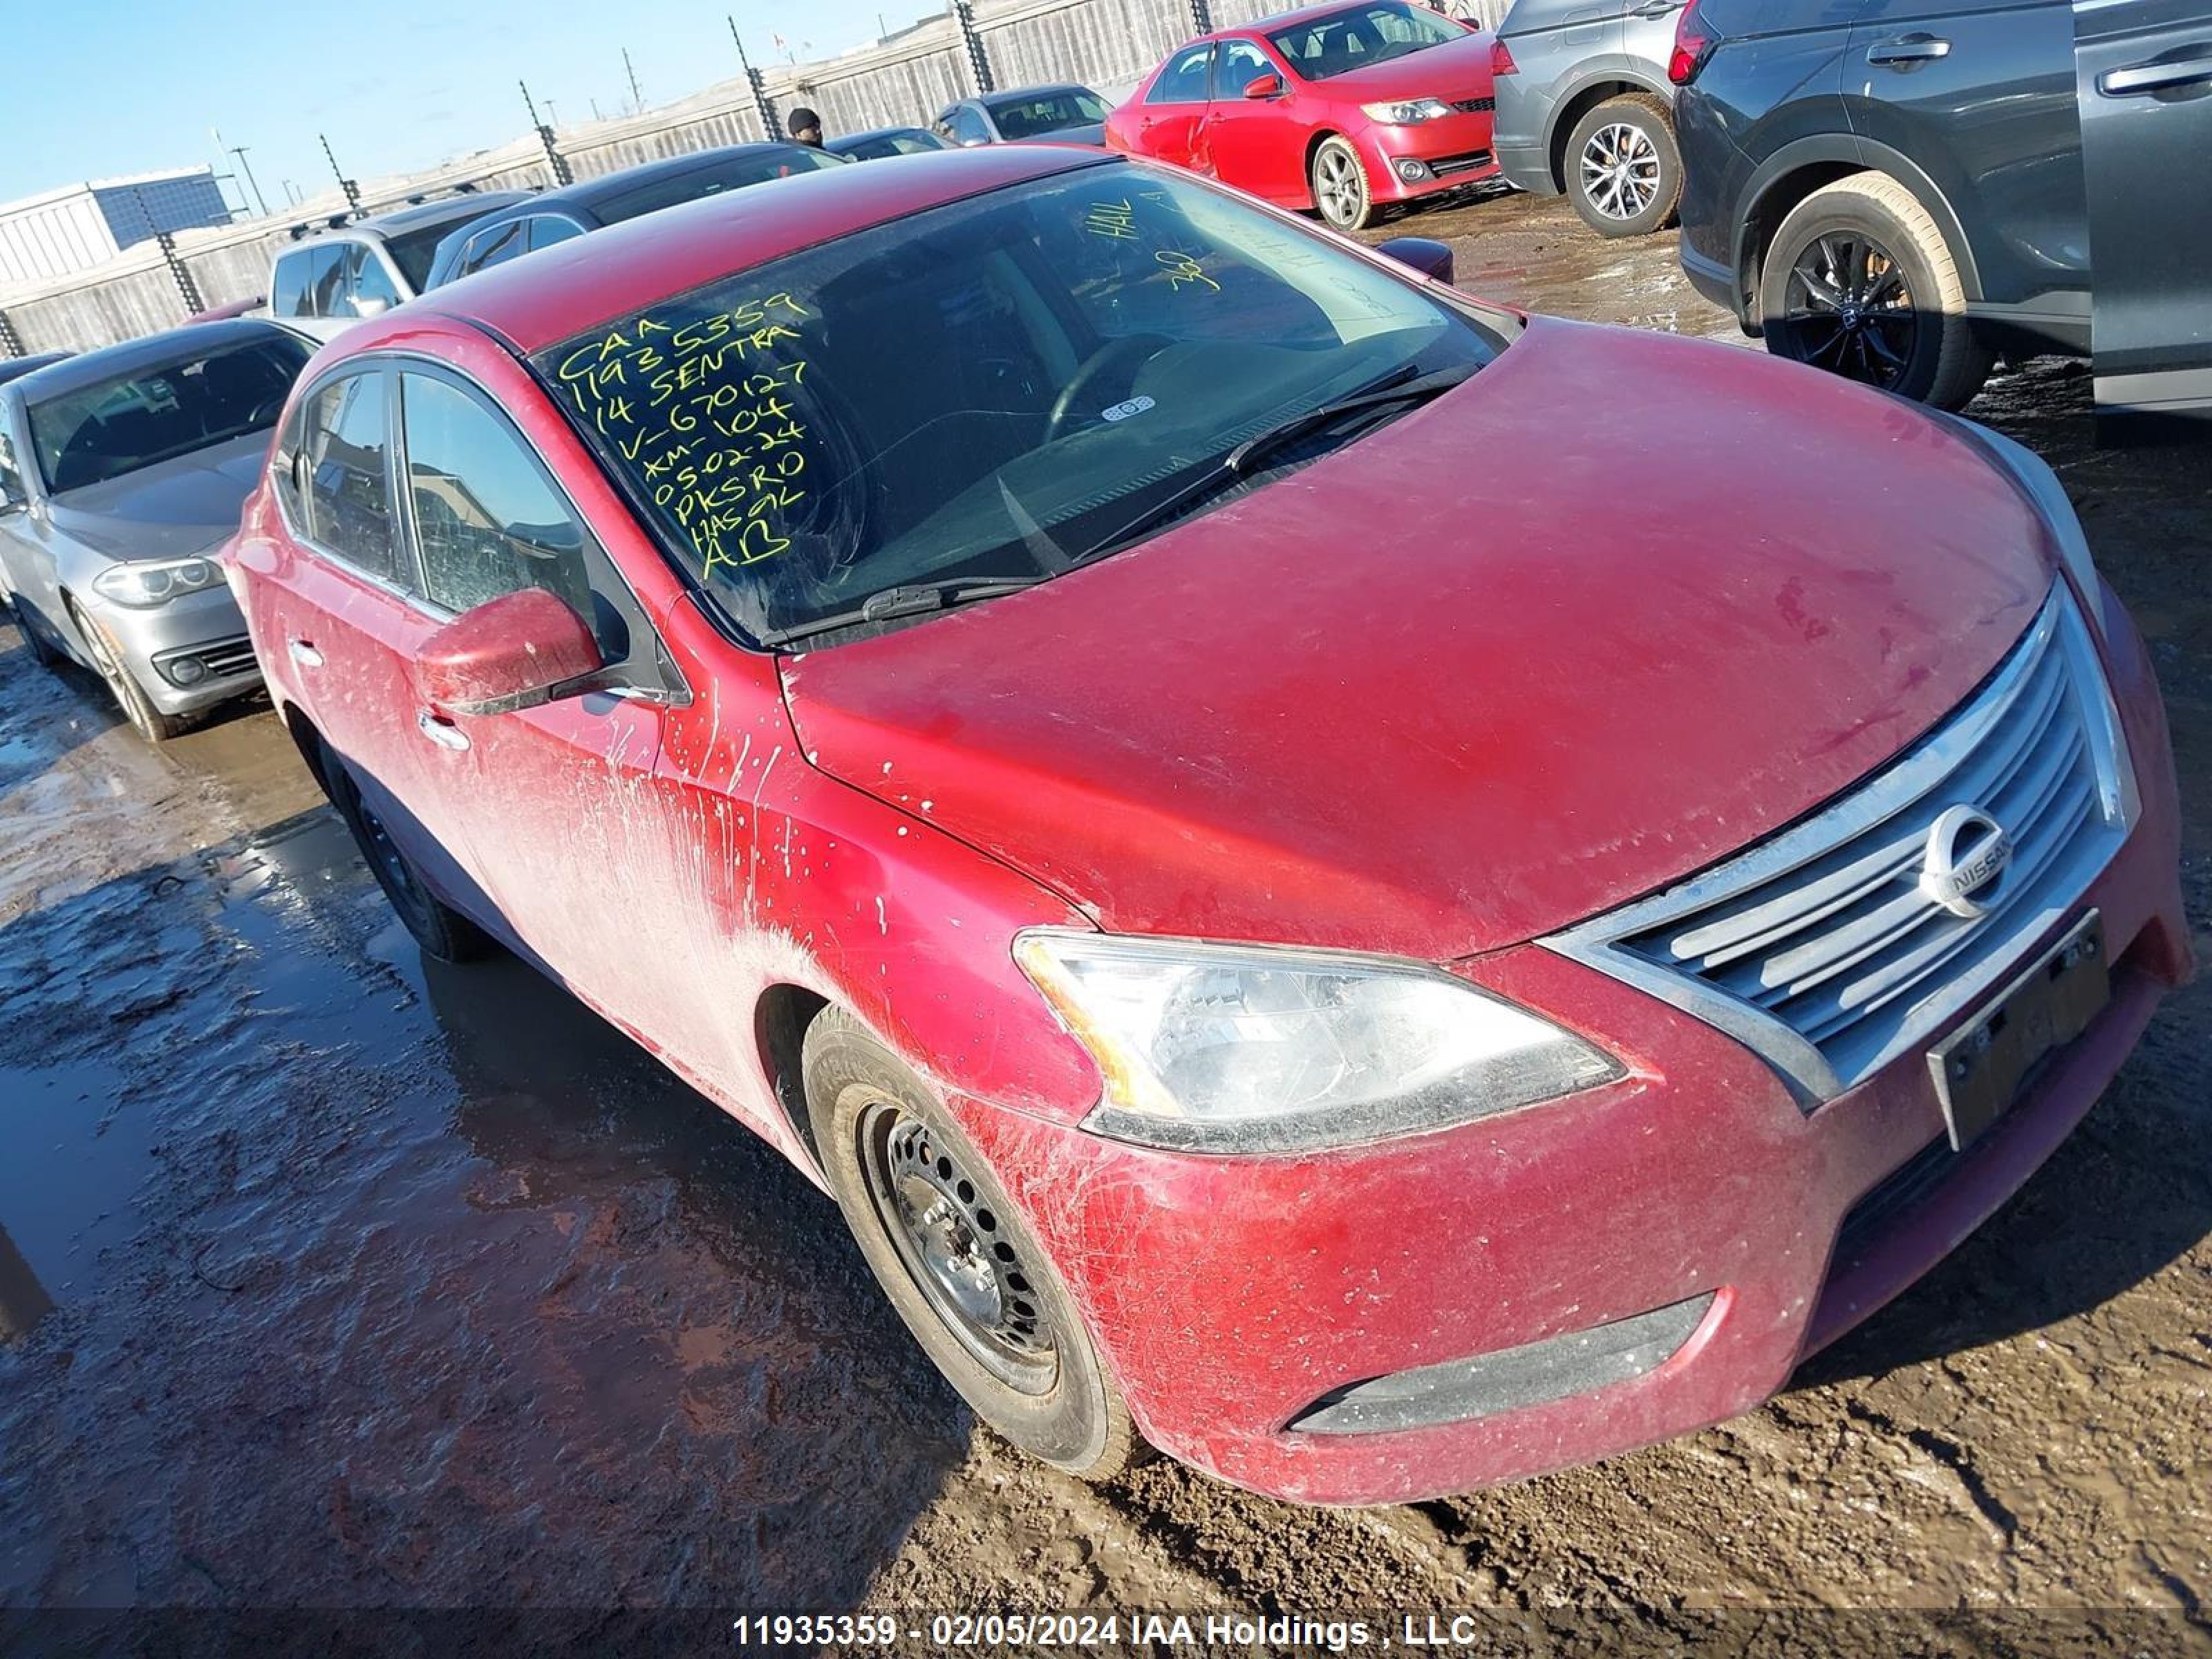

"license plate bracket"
[1927,910,2110,1152]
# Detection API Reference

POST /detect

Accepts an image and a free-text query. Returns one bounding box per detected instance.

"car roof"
[4,319,298,402]
[518,144,820,216]
[0,352,69,387]
[977,83,1096,109]
[404,144,1114,356]
[290,189,536,245]
[1208,0,1376,39]
[825,126,932,147]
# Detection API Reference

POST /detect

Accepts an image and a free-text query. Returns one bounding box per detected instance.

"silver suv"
[1490,0,1685,238]
[266,191,534,341]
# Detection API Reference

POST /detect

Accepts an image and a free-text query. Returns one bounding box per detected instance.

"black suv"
[1671,0,2212,418]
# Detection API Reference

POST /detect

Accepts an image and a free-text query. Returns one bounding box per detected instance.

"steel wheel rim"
[1580,122,1662,221]
[859,1101,1058,1396]
[1315,147,1362,225]
[1780,229,1918,388]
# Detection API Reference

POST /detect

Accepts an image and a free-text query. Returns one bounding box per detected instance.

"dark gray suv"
[1674,0,2212,420]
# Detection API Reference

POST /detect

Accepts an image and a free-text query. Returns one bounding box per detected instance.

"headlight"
[1013,932,1619,1154]
[1361,97,1454,124]
[92,556,221,608]
[1941,415,2117,641]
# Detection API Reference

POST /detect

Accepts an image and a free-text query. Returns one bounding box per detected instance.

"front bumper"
[1358,111,1500,203]
[79,582,264,715]
[947,601,2186,1506]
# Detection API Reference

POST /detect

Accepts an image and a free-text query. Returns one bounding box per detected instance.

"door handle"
[415,710,471,751]
[1631,0,1681,17]
[288,639,324,668]
[2099,57,2212,96]
[1867,34,1951,65]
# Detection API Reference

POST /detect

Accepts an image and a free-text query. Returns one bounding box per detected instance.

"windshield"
[534,162,1502,642]
[596,147,847,224]
[29,336,310,494]
[991,91,1111,138]
[1267,2,1466,79]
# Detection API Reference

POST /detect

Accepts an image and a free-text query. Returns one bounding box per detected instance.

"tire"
[66,597,194,742]
[1756,174,1994,411]
[802,1005,1139,1481]
[321,744,491,964]
[10,594,59,669]
[1564,93,1680,238]
[1310,135,1376,232]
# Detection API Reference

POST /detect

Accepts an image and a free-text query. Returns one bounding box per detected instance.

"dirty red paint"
[222,149,2188,1505]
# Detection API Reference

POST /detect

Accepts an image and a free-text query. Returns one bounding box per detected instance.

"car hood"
[782,318,2056,962]
[47,429,270,562]
[1311,30,1496,103]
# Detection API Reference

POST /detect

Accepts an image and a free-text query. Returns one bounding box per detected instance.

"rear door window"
[525,216,585,252]
[1149,45,1214,103]
[397,371,606,644]
[299,370,404,585]
[463,221,529,276]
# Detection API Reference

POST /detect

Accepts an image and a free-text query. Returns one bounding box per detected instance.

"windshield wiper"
[766,575,1044,644]
[1226,360,1480,476]
[1069,360,1482,564]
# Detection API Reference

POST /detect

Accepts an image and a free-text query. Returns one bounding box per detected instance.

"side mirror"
[353,297,391,319]
[414,586,603,717]
[1243,73,1284,100]
[1376,235,1454,285]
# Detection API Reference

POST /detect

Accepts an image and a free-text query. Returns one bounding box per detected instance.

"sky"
[0,0,894,212]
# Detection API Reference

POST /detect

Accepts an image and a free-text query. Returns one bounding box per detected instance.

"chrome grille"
[1546,587,2136,1105]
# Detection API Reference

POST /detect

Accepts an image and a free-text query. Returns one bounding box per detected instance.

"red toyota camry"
[1106,0,1499,231]
[228,145,2187,1504]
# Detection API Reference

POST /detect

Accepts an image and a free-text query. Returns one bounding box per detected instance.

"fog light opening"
[163,655,209,687]
[1394,158,1432,182]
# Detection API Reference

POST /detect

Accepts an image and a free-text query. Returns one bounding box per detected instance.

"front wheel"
[1310,136,1376,232]
[1565,93,1680,238]
[1756,174,1994,410]
[803,1006,1139,1480]
[66,598,194,742]
[322,744,491,964]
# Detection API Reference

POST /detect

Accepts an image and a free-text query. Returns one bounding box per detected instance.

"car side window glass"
[1217,41,1270,95]
[310,245,355,319]
[0,421,24,505]
[300,372,402,584]
[465,221,528,276]
[525,216,583,253]
[352,250,402,312]
[1149,44,1214,103]
[270,250,316,318]
[399,372,602,639]
[947,106,991,142]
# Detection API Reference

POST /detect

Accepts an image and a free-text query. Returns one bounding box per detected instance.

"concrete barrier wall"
[0,0,1511,356]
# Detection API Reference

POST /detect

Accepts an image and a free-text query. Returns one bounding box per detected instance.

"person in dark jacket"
[786,106,825,147]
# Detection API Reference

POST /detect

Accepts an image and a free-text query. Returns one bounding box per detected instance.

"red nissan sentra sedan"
[1106,0,1499,232]
[227,144,2187,1505]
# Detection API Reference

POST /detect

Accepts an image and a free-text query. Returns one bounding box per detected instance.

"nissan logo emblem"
[1919,804,2014,920]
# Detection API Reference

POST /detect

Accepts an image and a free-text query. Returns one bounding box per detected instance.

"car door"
[1844,0,2088,330]
[387,360,691,1047]
[1132,44,1217,171]
[1202,37,1307,201]
[0,397,66,641]
[252,364,488,908]
[2075,0,2212,419]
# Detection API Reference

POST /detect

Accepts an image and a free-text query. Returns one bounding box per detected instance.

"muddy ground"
[0,188,2206,1654]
